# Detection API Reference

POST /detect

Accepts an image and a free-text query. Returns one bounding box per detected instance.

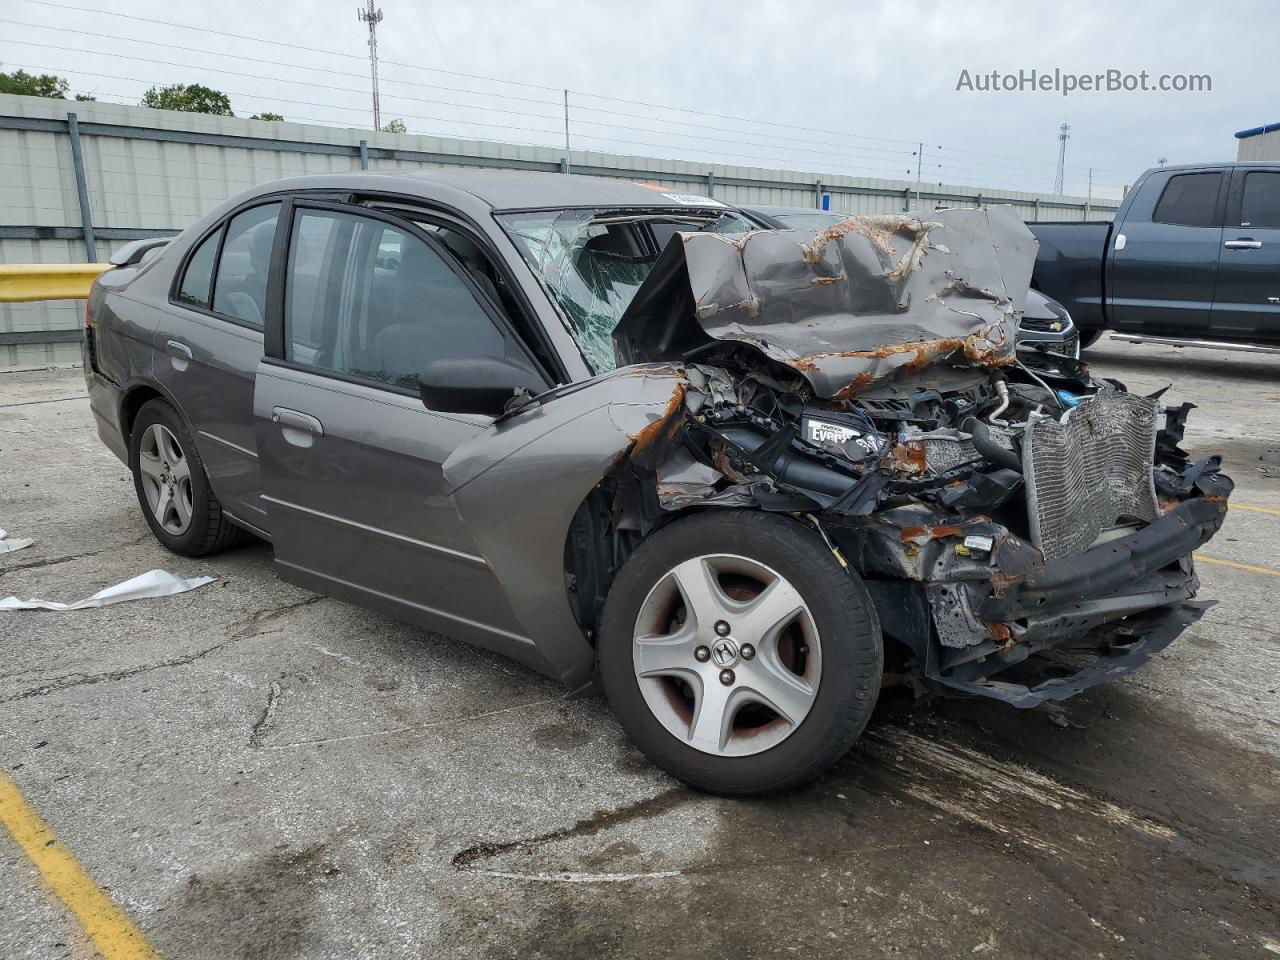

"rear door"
[156,201,281,528]
[253,199,545,654]
[1107,169,1226,337]
[1210,168,1280,343]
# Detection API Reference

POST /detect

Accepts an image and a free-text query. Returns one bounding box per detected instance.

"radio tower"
[357,0,384,130]
[1053,122,1070,195]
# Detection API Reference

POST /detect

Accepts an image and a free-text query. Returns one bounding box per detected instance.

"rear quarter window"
[176,228,221,308]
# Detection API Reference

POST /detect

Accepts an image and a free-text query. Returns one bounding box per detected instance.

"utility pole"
[563,89,571,173]
[1157,156,1167,167]
[357,0,384,130]
[914,142,923,211]
[1053,122,1070,195]
[1087,167,1093,201]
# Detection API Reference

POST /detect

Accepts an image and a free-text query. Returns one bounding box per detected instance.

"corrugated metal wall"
[0,93,1118,367]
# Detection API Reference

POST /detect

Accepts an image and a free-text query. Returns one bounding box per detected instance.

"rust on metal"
[627,381,688,459]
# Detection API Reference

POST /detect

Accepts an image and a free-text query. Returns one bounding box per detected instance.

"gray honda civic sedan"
[85,170,1231,794]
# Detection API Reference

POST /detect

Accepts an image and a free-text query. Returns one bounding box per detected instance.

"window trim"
[263,197,550,400]
[167,197,284,333]
[1150,171,1227,228]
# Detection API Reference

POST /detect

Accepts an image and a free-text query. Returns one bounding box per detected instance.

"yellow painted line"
[1195,554,1280,578]
[0,772,160,960]
[1231,502,1280,518]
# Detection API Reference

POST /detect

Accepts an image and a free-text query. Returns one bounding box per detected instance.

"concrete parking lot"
[2,338,1279,959]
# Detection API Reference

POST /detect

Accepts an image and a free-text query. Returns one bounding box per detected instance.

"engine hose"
[961,416,1022,473]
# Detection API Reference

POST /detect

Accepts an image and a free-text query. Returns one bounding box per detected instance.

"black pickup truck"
[1030,161,1280,349]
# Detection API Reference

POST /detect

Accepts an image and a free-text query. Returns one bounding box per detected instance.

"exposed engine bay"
[530,207,1235,705]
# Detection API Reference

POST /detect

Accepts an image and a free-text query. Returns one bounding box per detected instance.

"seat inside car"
[363,236,507,386]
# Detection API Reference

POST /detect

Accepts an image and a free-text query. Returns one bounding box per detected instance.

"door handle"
[271,407,324,448]
[1224,239,1263,249]
[165,339,192,371]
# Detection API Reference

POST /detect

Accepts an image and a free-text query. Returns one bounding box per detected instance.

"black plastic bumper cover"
[934,601,1209,707]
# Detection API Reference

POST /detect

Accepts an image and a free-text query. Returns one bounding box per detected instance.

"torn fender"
[441,364,690,688]
[614,206,1037,399]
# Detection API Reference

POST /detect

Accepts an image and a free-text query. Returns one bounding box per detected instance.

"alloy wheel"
[631,553,822,757]
[137,423,194,535]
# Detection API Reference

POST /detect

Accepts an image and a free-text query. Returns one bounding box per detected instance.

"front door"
[1210,168,1280,344]
[1107,169,1226,337]
[253,200,547,658]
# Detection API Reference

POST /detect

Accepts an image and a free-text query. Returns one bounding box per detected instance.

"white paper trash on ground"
[0,529,34,554]
[0,569,216,611]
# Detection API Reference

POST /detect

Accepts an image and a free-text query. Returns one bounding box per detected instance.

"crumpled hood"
[613,205,1038,399]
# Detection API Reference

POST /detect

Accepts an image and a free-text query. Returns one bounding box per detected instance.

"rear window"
[1241,172,1280,228]
[1152,173,1222,227]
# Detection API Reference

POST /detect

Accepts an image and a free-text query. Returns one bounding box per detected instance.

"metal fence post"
[706,171,715,198]
[903,187,912,212]
[359,139,369,170]
[814,181,823,209]
[65,112,97,263]
[1032,198,1041,222]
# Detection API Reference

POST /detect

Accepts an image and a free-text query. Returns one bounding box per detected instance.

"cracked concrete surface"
[1,344,1279,959]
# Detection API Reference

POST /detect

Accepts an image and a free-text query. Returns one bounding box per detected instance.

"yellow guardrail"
[0,263,111,303]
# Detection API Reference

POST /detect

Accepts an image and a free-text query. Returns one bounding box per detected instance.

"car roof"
[1146,161,1280,174]
[259,169,729,212]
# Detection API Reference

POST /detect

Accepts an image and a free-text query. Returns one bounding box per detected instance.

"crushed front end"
[599,206,1232,706]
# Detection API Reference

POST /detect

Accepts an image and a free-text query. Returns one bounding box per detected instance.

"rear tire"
[129,398,244,557]
[598,510,882,796]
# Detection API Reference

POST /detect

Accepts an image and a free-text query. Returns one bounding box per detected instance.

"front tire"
[129,398,243,557]
[598,510,882,796]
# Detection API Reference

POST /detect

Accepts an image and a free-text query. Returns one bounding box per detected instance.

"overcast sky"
[2,0,1274,201]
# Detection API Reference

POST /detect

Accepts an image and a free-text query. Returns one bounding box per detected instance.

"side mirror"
[418,357,548,417]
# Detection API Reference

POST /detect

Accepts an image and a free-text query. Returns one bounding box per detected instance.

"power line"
[3,2,924,150]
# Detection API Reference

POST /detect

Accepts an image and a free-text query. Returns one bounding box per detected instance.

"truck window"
[1241,172,1280,228]
[1152,173,1222,227]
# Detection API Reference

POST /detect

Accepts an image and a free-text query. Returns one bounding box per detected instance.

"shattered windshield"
[497,208,754,372]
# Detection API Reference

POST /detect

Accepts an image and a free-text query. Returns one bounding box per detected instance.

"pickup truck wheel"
[129,398,244,557]
[598,510,882,796]
[1080,329,1106,349]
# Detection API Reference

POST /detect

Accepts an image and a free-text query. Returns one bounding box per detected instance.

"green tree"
[380,118,407,134]
[140,83,233,116]
[250,112,284,121]
[0,68,70,99]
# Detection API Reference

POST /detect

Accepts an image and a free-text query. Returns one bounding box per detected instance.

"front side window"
[1241,172,1280,228]
[211,203,280,329]
[498,208,753,373]
[175,227,221,308]
[1152,173,1222,227]
[285,208,528,391]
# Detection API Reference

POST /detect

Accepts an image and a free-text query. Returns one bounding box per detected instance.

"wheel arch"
[118,377,189,453]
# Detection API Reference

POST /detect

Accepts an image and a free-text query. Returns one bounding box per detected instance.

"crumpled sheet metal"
[624,206,1037,400]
